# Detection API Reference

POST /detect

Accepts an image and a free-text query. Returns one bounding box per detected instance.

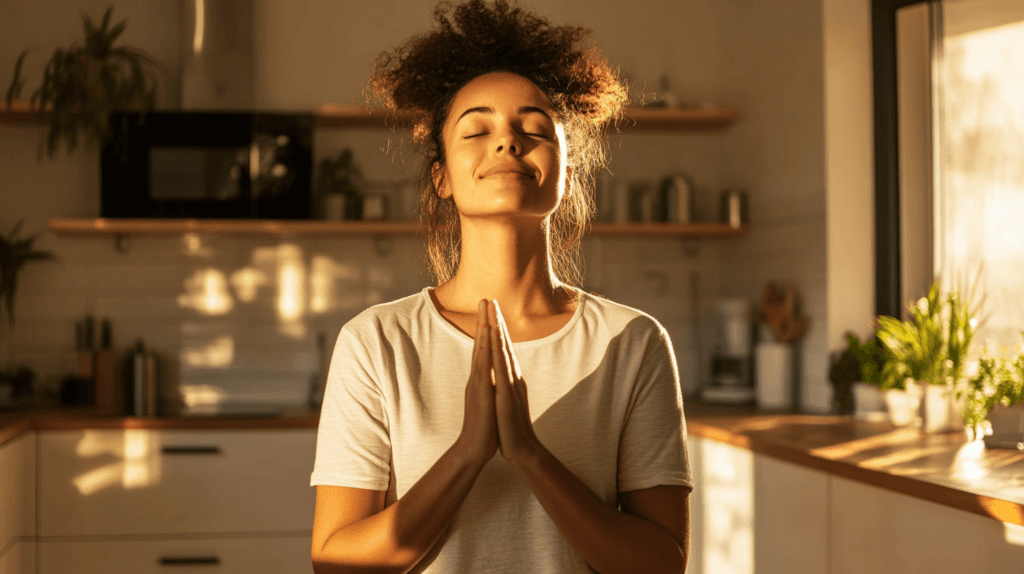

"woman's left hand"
[488,300,543,468]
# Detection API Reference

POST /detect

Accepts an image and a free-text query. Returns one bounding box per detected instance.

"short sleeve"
[617,327,692,492]
[310,326,392,490]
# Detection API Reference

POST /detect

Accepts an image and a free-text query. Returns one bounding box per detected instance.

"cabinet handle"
[158,555,220,566]
[161,445,221,455]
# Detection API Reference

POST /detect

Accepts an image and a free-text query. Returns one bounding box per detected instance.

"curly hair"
[367,0,628,288]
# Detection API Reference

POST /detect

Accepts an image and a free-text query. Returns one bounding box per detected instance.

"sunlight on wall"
[276,244,306,324]
[182,335,235,368]
[179,383,228,409]
[701,440,753,574]
[230,267,268,303]
[73,430,161,496]
[177,268,234,315]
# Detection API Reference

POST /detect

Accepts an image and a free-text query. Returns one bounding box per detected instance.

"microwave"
[101,111,314,219]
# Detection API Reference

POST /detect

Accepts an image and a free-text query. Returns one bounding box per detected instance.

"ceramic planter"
[988,403,1024,436]
[885,382,922,427]
[852,382,886,421]
[922,384,950,432]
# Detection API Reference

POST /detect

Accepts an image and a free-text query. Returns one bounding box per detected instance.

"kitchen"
[1,0,1022,572]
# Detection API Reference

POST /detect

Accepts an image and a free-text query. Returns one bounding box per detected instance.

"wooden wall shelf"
[48,218,749,238]
[3,101,738,132]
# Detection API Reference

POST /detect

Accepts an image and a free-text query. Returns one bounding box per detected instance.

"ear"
[431,162,451,198]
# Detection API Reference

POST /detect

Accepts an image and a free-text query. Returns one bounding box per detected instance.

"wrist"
[451,435,493,471]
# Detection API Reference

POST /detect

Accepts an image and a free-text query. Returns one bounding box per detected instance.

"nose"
[494,129,522,155]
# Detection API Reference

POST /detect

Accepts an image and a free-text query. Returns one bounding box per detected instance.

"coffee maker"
[701,298,755,404]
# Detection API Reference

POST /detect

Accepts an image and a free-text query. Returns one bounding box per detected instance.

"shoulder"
[579,291,669,344]
[338,290,429,345]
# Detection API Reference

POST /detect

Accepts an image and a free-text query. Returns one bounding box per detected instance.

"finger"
[493,303,522,381]
[489,302,512,385]
[473,300,491,376]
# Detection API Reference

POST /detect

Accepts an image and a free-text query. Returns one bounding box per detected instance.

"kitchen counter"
[2,401,1022,527]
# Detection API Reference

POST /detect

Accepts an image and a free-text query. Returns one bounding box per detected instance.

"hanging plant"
[4,5,163,157]
[0,220,56,328]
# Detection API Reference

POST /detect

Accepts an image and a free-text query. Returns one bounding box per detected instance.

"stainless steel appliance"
[701,298,756,404]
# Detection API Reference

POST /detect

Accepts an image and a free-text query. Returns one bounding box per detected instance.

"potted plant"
[0,220,56,389]
[963,345,1024,445]
[828,337,859,416]
[316,148,363,220]
[876,280,980,431]
[845,333,888,420]
[4,6,162,157]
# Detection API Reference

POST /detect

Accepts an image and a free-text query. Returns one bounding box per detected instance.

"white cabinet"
[0,434,34,574]
[39,537,312,574]
[686,436,828,574]
[831,476,1024,574]
[39,428,316,536]
[689,434,1024,574]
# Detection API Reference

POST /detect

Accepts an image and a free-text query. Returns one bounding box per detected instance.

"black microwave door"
[102,112,255,218]
[251,113,314,219]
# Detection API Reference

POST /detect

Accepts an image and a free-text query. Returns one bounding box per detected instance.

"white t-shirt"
[310,287,691,573]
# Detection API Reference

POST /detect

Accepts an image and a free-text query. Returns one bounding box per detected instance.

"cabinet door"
[831,476,1024,573]
[690,436,754,574]
[0,434,35,550]
[39,536,312,574]
[39,429,316,536]
[752,453,828,574]
[0,541,35,574]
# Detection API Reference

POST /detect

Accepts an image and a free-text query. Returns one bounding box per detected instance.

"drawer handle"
[161,445,221,455]
[158,556,220,566]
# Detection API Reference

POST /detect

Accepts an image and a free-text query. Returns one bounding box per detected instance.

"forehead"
[447,72,555,120]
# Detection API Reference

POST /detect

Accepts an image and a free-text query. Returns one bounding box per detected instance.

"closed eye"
[463,132,489,139]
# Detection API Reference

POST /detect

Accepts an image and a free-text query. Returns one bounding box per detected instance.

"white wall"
[0,0,870,414]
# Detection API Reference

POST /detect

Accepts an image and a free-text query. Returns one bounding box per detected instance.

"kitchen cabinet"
[39,428,316,536]
[34,428,316,574]
[831,476,1024,574]
[687,433,1024,574]
[686,435,827,574]
[0,434,34,574]
[38,537,311,574]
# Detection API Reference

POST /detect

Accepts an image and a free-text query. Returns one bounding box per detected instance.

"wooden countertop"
[2,401,1022,527]
[683,402,1024,527]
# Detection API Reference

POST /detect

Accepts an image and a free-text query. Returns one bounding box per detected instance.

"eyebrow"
[454,106,553,124]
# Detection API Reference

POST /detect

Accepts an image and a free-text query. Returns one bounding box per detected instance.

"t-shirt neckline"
[421,286,588,350]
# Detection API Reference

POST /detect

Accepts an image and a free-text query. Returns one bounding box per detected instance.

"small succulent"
[0,220,56,327]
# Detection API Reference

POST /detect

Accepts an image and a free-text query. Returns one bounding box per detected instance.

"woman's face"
[436,72,569,221]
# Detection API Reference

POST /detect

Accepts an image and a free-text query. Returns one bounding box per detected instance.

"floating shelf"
[48,218,749,238]
[314,104,739,132]
[3,101,738,132]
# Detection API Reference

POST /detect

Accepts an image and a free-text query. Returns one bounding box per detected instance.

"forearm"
[313,441,486,574]
[516,446,687,574]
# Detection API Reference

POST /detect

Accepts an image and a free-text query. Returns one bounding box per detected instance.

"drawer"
[39,536,312,574]
[40,429,316,536]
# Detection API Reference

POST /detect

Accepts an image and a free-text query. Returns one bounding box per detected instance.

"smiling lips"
[479,164,535,179]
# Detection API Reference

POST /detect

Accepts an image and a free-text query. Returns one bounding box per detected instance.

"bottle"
[127,339,158,417]
[94,318,118,415]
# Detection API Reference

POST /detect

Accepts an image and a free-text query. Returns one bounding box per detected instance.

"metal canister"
[129,338,158,417]
[720,189,749,228]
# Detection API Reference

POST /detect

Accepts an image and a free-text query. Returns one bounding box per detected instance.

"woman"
[310,2,692,572]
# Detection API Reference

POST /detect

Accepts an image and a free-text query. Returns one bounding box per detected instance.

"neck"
[442,215,568,318]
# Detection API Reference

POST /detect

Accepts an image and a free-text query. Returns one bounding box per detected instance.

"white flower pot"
[989,403,1024,436]
[885,382,922,427]
[852,382,886,421]
[920,384,968,433]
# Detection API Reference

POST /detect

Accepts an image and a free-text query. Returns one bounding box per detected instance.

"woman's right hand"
[456,299,499,466]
